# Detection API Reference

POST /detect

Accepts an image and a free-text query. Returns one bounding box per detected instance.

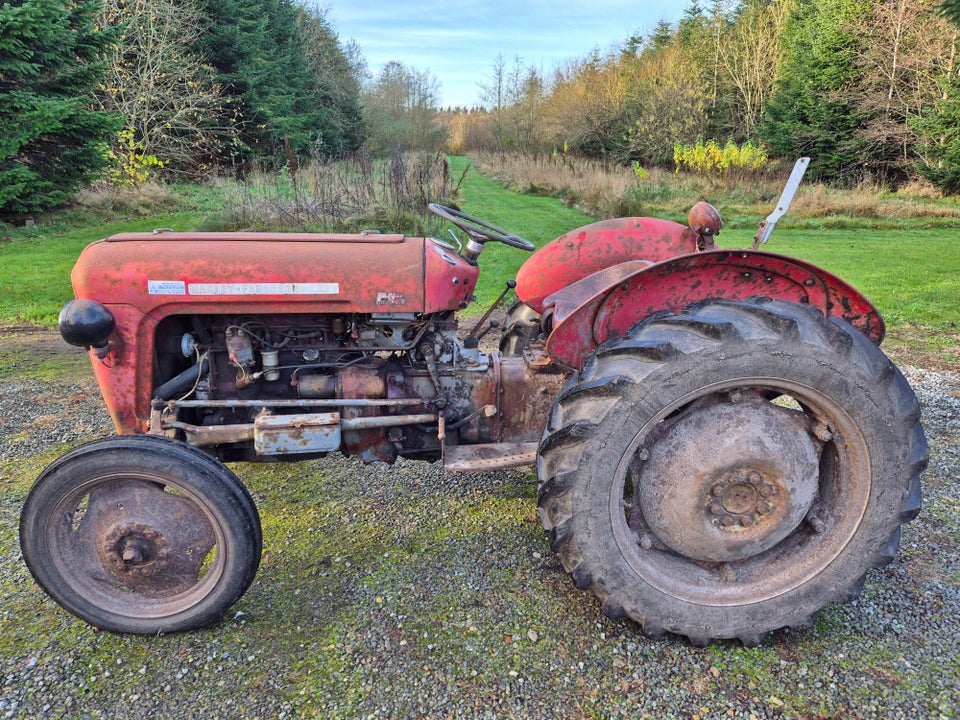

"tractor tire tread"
[537,297,927,645]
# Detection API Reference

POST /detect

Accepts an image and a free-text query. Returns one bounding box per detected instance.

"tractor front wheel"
[537,298,926,645]
[20,435,262,634]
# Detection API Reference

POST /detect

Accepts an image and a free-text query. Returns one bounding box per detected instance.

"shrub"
[105,129,166,185]
[674,140,768,177]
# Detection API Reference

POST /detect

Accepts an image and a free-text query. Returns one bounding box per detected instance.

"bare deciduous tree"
[363,61,443,153]
[626,45,709,164]
[847,0,954,177]
[715,0,793,139]
[99,0,234,174]
[542,50,634,156]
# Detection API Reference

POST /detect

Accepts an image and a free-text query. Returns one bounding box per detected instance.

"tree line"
[451,0,960,193]
[1,0,365,216]
[2,0,959,219]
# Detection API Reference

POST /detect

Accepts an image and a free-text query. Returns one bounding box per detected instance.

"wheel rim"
[611,378,871,607]
[43,472,224,620]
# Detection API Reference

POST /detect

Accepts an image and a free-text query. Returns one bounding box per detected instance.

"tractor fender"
[542,249,885,371]
[515,216,697,313]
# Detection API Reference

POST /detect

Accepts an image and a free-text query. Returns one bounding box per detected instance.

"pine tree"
[913,84,960,193]
[195,0,363,163]
[295,4,364,156]
[0,0,120,217]
[759,0,868,184]
[913,21,960,195]
[943,0,960,25]
[915,1,960,193]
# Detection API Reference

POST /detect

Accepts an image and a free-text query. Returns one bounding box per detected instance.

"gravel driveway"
[1,329,957,719]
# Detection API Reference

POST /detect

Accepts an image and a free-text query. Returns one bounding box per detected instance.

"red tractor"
[20,160,926,645]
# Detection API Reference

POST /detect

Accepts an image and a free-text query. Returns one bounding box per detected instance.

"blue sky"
[324,0,687,108]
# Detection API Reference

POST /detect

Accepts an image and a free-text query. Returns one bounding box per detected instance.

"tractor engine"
[150,310,499,463]
[57,228,564,467]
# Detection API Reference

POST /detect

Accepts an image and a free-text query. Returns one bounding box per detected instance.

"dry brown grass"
[213,151,458,233]
[468,152,638,210]
[467,151,958,224]
[73,181,181,217]
[794,183,960,220]
[468,151,798,218]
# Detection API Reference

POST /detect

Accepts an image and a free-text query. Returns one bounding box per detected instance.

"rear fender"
[515,216,697,313]
[543,250,885,370]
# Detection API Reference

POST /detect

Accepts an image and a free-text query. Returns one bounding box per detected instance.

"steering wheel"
[428,203,535,252]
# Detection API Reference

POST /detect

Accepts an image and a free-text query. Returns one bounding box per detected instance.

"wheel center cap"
[715,479,758,515]
[708,469,780,528]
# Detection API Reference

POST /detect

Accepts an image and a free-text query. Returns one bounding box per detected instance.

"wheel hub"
[101,522,171,577]
[636,394,821,563]
[707,469,777,528]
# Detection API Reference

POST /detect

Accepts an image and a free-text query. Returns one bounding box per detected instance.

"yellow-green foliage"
[105,128,165,185]
[674,139,768,176]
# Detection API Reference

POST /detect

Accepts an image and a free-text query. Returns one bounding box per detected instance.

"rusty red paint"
[496,355,568,442]
[544,250,884,370]
[687,202,723,235]
[70,232,479,435]
[73,232,478,318]
[88,305,157,433]
[515,217,696,313]
[339,366,389,461]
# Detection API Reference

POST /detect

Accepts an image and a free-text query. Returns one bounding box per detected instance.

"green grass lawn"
[746,228,959,330]
[452,157,959,347]
[1,161,957,363]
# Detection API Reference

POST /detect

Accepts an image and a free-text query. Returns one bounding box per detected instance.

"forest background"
[3,0,960,222]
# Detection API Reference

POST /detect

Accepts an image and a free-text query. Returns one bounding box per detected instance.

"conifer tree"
[759,0,867,184]
[943,0,960,24]
[196,0,362,163]
[0,0,120,216]
[914,6,960,193]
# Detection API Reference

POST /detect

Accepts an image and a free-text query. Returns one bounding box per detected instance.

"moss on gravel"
[1,343,958,720]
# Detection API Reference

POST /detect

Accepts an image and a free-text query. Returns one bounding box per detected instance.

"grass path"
[451,156,958,362]
[452,155,594,244]
[450,156,594,305]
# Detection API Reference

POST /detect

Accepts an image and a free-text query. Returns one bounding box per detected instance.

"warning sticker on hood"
[148,280,186,295]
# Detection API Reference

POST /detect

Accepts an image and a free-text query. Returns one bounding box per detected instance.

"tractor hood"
[70,231,479,320]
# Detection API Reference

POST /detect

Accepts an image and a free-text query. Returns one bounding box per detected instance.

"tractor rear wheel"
[537,298,926,645]
[20,435,262,633]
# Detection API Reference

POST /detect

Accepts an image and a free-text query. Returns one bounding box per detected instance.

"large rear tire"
[20,435,262,633]
[537,298,926,645]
